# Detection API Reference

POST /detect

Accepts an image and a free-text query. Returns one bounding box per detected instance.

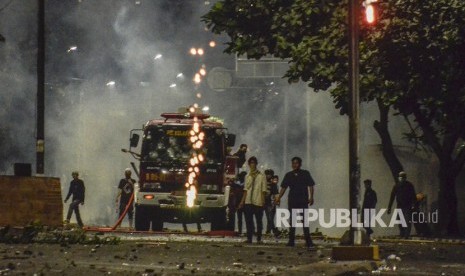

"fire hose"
[83,161,138,232]
[83,192,134,232]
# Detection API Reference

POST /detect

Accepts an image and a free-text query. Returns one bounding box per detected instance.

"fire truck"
[125,107,237,231]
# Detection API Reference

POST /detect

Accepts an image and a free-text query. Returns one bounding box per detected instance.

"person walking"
[64,171,85,228]
[388,171,416,238]
[362,179,377,238]
[238,157,267,244]
[116,168,136,229]
[275,157,316,249]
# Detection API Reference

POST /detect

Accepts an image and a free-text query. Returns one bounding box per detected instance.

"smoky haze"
[0,0,438,236]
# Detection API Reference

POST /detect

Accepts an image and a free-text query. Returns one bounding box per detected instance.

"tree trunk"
[437,165,460,236]
[373,99,404,182]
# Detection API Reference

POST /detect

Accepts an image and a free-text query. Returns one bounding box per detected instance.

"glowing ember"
[186,186,197,208]
[194,73,201,84]
[193,122,200,133]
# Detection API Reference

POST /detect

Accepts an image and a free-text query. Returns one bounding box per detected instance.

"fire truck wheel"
[135,205,150,231]
[210,208,227,231]
[151,209,163,232]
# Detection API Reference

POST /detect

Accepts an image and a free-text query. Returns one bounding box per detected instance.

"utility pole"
[348,0,361,245]
[36,0,45,175]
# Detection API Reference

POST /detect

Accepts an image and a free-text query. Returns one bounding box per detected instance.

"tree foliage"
[204,0,465,234]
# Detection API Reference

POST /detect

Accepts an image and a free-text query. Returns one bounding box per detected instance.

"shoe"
[286,242,295,247]
[63,219,70,224]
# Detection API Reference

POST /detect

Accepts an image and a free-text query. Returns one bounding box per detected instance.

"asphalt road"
[1,232,465,275]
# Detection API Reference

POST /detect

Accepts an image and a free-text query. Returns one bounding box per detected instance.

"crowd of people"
[228,144,317,249]
[63,143,430,244]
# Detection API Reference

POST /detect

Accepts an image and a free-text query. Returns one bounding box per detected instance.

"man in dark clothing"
[412,192,432,237]
[388,171,416,238]
[234,171,247,234]
[264,170,280,236]
[116,168,136,229]
[64,171,85,227]
[275,157,315,249]
[362,179,377,238]
[233,144,248,169]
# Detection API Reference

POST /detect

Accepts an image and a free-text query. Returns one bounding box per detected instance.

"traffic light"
[363,0,378,25]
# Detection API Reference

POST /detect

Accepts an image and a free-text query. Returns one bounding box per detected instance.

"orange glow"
[366,4,375,24]
[143,194,154,200]
[193,122,200,133]
[209,41,216,48]
[186,185,197,207]
[197,48,204,56]
[199,68,206,76]
[194,73,201,84]
[190,48,197,55]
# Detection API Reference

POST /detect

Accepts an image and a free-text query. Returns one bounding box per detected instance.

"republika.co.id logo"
[275,208,438,228]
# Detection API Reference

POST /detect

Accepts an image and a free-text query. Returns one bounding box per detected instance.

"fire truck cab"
[127,108,237,231]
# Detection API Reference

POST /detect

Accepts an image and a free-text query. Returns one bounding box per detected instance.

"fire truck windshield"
[141,126,223,165]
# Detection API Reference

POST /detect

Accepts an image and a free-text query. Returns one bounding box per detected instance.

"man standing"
[116,168,136,229]
[275,157,315,249]
[233,144,248,169]
[238,157,267,244]
[64,171,85,228]
[362,179,377,238]
[234,171,247,235]
[264,170,280,237]
[388,171,416,238]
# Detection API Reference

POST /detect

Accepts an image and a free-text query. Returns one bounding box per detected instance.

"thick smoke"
[0,1,37,173]
[0,0,446,235]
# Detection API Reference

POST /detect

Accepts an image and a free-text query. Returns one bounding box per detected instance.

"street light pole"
[348,0,361,245]
[36,0,45,175]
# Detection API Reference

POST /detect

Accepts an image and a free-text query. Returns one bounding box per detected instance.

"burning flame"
[186,185,197,208]
[185,105,207,208]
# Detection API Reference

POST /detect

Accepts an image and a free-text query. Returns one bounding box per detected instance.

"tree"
[203,0,465,235]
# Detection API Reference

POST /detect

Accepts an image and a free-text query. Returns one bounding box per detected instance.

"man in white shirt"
[238,156,267,244]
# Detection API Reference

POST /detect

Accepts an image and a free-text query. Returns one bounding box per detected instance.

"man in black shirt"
[275,157,315,248]
[64,171,85,227]
[233,144,248,169]
[116,168,136,229]
[388,171,416,238]
[362,179,377,238]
